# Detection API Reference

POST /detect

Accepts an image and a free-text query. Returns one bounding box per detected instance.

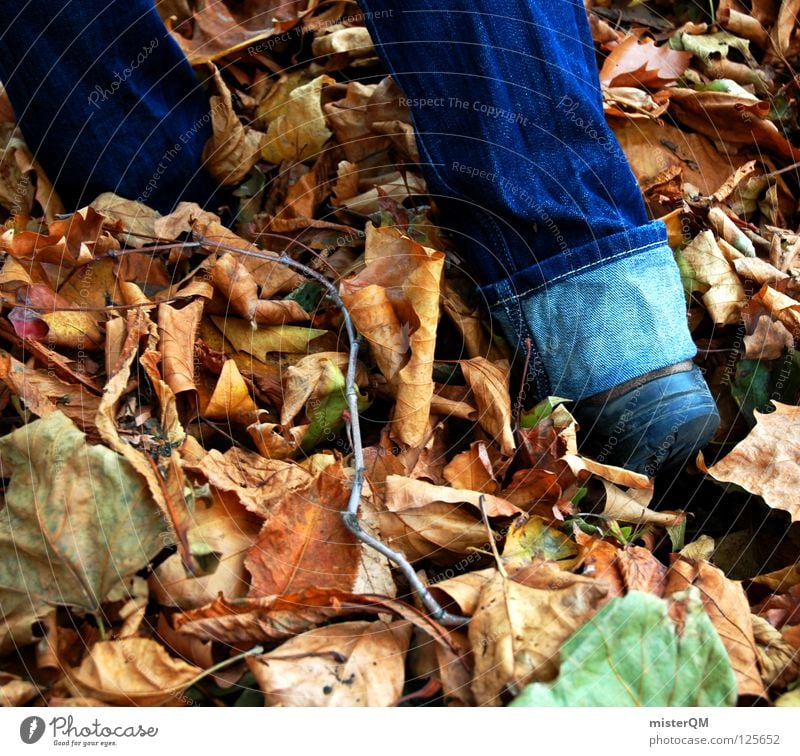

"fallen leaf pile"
[0,0,799,707]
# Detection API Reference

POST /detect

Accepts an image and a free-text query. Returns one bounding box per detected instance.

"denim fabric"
[0,0,218,213]
[357,0,697,398]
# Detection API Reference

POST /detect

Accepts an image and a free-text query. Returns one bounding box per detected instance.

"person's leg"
[355,0,719,473]
[0,0,217,213]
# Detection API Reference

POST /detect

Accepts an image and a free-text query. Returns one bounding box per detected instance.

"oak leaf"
[599,35,692,88]
[701,401,800,522]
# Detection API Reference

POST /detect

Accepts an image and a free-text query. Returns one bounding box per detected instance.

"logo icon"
[20,716,45,745]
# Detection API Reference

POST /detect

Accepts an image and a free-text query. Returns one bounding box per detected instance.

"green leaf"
[284,281,325,312]
[519,395,572,428]
[731,359,773,424]
[510,589,736,707]
[502,515,578,569]
[0,412,164,624]
[301,360,370,451]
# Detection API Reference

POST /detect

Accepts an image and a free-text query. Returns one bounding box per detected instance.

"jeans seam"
[490,238,666,306]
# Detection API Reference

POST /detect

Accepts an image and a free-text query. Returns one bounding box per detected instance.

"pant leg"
[355,0,696,401]
[0,0,218,213]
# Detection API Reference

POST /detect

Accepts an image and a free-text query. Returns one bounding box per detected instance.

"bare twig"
[194,233,470,627]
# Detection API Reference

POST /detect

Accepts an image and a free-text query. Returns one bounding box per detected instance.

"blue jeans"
[0,0,217,213]
[357,0,696,400]
[0,0,696,401]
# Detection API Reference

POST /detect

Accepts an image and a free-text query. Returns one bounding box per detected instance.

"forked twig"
[195,233,470,627]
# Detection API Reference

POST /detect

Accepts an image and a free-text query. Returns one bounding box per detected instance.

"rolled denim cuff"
[478,220,697,400]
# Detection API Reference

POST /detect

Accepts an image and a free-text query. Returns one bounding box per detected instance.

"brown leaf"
[339,283,407,381]
[443,442,498,493]
[151,490,262,609]
[599,480,685,526]
[210,252,308,324]
[701,401,800,521]
[384,474,519,518]
[0,349,100,435]
[181,439,312,516]
[429,568,496,616]
[95,308,194,559]
[376,500,492,564]
[340,223,444,447]
[667,88,800,160]
[247,620,411,706]
[174,587,460,649]
[468,569,607,705]
[197,220,304,294]
[747,284,800,342]
[600,35,692,88]
[244,461,361,596]
[202,65,265,185]
[280,351,368,426]
[67,638,200,706]
[0,672,38,706]
[203,359,259,422]
[0,206,120,267]
[460,357,516,456]
[681,230,747,326]
[169,0,289,64]
[666,556,766,698]
[441,280,500,360]
[261,74,335,164]
[744,314,794,360]
[158,299,204,394]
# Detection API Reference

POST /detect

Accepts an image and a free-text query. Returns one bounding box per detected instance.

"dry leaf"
[460,357,516,456]
[701,401,800,521]
[666,556,765,698]
[67,638,200,706]
[203,359,259,422]
[681,230,747,325]
[384,475,519,518]
[248,620,411,706]
[469,569,607,705]
[443,442,499,493]
[151,489,262,609]
[202,65,265,185]
[0,672,38,706]
[158,299,204,394]
[261,74,335,164]
[244,461,361,596]
[340,223,445,447]
[600,35,692,88]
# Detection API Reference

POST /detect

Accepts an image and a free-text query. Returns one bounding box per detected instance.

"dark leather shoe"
[572,361,720,476]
